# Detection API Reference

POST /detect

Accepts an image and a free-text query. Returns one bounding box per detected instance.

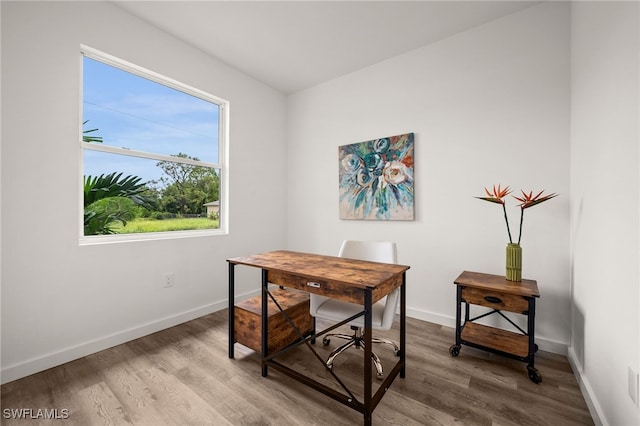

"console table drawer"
[461,286,529,314]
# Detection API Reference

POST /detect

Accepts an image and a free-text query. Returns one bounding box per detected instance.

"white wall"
[0,1,287,383]
[287,2,570,353]
[570,2,640,425]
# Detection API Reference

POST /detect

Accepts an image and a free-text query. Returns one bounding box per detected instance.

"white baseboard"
[534,336,569,356]
[407,306,457,328]
[1,301,224,385]
[567,346,606,426]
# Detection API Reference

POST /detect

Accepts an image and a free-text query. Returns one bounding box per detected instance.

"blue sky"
[82,56,220,186]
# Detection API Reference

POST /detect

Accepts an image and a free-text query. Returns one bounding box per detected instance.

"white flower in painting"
[341,153,362,173]
[382,161,408,185]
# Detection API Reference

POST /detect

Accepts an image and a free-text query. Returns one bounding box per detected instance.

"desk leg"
[449,285,463,357]
[364,288,372,426]
[455,285,462,346]
[400,272,406,378]
[526,297,542,383]
[228,262,235,359]
[261,269,269,377]
[528,297,536,366]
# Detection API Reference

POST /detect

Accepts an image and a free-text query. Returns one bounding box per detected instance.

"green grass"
[113,217,219,233]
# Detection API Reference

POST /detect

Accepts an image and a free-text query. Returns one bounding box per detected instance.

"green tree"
[156,153,219,215]
[84,173,157,235]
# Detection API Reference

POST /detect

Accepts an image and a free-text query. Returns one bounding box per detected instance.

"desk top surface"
[228,250,410,290]
[454,270,539,297]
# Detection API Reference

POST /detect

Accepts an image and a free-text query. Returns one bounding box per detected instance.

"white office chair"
[310,240,400,377]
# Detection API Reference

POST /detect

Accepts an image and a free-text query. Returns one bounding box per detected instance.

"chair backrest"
[339,240,399,330]
[338,240,397,264]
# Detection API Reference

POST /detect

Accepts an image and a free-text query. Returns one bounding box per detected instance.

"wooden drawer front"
[268,270,364,304]
[461,287,529,314]
[235,289,313,354]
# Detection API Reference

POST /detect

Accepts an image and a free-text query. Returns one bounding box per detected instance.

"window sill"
[79,228,228,246]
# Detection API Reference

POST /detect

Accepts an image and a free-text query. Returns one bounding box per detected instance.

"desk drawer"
[461,287,529,314]
[235,289,313,354]
[268,270,364,304]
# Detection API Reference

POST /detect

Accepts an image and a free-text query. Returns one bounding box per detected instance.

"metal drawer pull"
[484,295,502,304]
[306,281,321,288]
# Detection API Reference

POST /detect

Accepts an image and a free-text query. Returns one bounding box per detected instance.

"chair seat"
[314,297,387,329]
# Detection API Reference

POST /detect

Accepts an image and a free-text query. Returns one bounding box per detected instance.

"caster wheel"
[527,366,542,384]
[449,344,461,357]
[534,343,539,352]
[322,338,330,346]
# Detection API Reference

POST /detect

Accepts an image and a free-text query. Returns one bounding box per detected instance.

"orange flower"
[476,184,512,205]
[476,184,513,242]
[476,185,558,245]
[513,190,558,209]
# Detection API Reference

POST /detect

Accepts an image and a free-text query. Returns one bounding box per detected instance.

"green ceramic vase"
[506,243,522,282]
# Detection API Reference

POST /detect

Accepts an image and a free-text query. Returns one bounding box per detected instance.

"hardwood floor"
[1,310,593,425]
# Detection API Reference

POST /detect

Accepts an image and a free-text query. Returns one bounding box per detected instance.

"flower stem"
[517,207,524,245]
[502,203,513,244]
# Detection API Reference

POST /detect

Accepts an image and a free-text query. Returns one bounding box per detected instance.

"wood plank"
[85,345,167,426]
[455,270,539,298]
[461,322,529,358]
[76,381,133,425]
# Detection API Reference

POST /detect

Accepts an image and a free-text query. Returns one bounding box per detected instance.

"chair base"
[322,325,400,378]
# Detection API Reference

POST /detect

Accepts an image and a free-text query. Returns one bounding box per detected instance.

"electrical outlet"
[629,367,639,406]
[164,273,174,288]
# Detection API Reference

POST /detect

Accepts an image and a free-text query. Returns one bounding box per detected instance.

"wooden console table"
[449,271,542,383]
[228,250,410,425]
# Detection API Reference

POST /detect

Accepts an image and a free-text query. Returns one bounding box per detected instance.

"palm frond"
[84,172,156,210]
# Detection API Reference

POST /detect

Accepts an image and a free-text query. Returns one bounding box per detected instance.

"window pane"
[84,149,166,187]
[83,56,219,164]
[84,150,220,234]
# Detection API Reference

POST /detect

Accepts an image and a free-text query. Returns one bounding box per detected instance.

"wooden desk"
[228,250,410,425]
[449,271,541,383]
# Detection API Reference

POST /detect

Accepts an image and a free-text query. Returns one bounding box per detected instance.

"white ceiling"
[114,1,540,94]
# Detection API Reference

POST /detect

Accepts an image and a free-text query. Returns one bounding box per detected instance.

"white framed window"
[80,46,228,244]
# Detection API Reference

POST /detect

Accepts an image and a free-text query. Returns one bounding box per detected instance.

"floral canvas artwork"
[339,132,414,220]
